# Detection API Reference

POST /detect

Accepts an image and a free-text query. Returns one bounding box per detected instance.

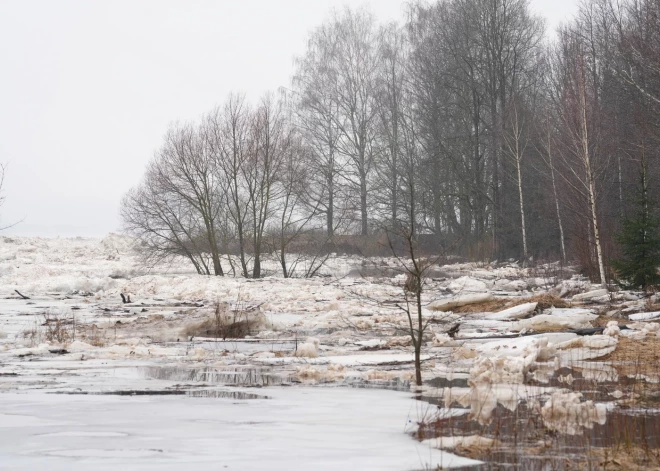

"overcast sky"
[0,0,579,237]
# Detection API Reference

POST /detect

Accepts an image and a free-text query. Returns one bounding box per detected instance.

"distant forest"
[122,0,660,284]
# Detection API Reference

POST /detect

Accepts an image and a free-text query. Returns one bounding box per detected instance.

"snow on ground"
[1,234,659,468]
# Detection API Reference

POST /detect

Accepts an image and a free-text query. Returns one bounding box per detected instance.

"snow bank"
[447,276,489,293]
[296,364,346,381]
[603,321,620,337]
[545,307,596,317]
[493,279,528,292]
[541,391,608,435]
[470,337,553,384]
[432,333,453,347]
[555,335,617,362]
[629,311,660,321]
[620,321,660,340]
[428,293,493,312]
[444,385,554,424]
[423,435,497,451]
[514,310,597,332]
[294,337,320,358]
[484,302,537,321]
[571,289,608,301]
[470,356,531,384]
[386,336,412,347]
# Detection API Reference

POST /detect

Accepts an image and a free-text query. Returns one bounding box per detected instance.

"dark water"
[340,377,411,391]
[418,365,660,470]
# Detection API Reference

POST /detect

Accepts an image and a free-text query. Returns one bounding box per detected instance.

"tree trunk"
[579,74,606,286]
[516,155,528,260]
[548,135,567,262]
[360,172,368,236]
[415,289,423,386]
[327,172,334,238]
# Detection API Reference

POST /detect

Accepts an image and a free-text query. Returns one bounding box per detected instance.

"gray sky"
[0,0,578,237]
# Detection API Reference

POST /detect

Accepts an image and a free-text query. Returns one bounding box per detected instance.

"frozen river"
[0,387,479,470]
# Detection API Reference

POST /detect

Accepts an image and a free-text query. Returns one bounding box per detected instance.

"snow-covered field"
[1,234,660,469]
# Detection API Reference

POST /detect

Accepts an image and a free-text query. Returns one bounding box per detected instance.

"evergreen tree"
[612,159,660,290]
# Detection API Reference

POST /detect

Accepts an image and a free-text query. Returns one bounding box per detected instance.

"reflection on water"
[187,390,269,400]
[419,401,660,470]
[419,364,660,470]
[138,366,289,387]
[54,389,269,400]
[342,377,411,392]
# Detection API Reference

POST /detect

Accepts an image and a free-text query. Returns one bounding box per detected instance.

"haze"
[0,0,577,237]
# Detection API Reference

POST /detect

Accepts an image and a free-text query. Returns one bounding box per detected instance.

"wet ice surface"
[0,389,480,471]
[3,235,660,469]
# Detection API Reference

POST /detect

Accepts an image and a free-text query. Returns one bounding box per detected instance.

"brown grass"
[581,447,660,470]
[605,336,660,365]
[42,311,75,344]
[452,293,569,314]
[183,302,264,340]
[603,334,660,405]
[78,324,107,347]
[184,317,255,339]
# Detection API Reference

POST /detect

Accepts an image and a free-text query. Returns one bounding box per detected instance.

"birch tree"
[552,29,608,285]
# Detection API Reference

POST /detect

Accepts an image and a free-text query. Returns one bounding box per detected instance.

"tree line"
[122,0,660,284]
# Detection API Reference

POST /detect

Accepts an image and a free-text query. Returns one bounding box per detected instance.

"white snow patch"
[555,335,618,362]
[514,311,597,332]
[423,435,496,451]
[294,337,320,358]
[629,311,660,321]
[571,289,608,301]
[428,292,493,312]
[541,391,608,435]
[603,321,620,337]
[484,302,537,321]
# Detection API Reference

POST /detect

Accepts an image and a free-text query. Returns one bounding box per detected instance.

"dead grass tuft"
[185,318,255,339]
[42,311,75,344]
[183,302,265,340]
[452,298,512,313]
[529,293,570,310]
[78,324,107,347]
[605,336,660,364]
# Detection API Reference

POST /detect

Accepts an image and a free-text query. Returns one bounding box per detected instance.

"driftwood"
[48,348,69,355]
[446,323,460,338]
[15,290,30,300]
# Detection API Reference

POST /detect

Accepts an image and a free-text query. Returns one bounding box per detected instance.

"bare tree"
[122,162,213,274]
[293,23,344,239]
[243,94,293,278]
[121,124,226,275]
[215,94,253,278]
[374,22,407,227]
[551,27,608,285]
[300,8,381,236]
[503,99,531,260]
[268,133,332,278]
